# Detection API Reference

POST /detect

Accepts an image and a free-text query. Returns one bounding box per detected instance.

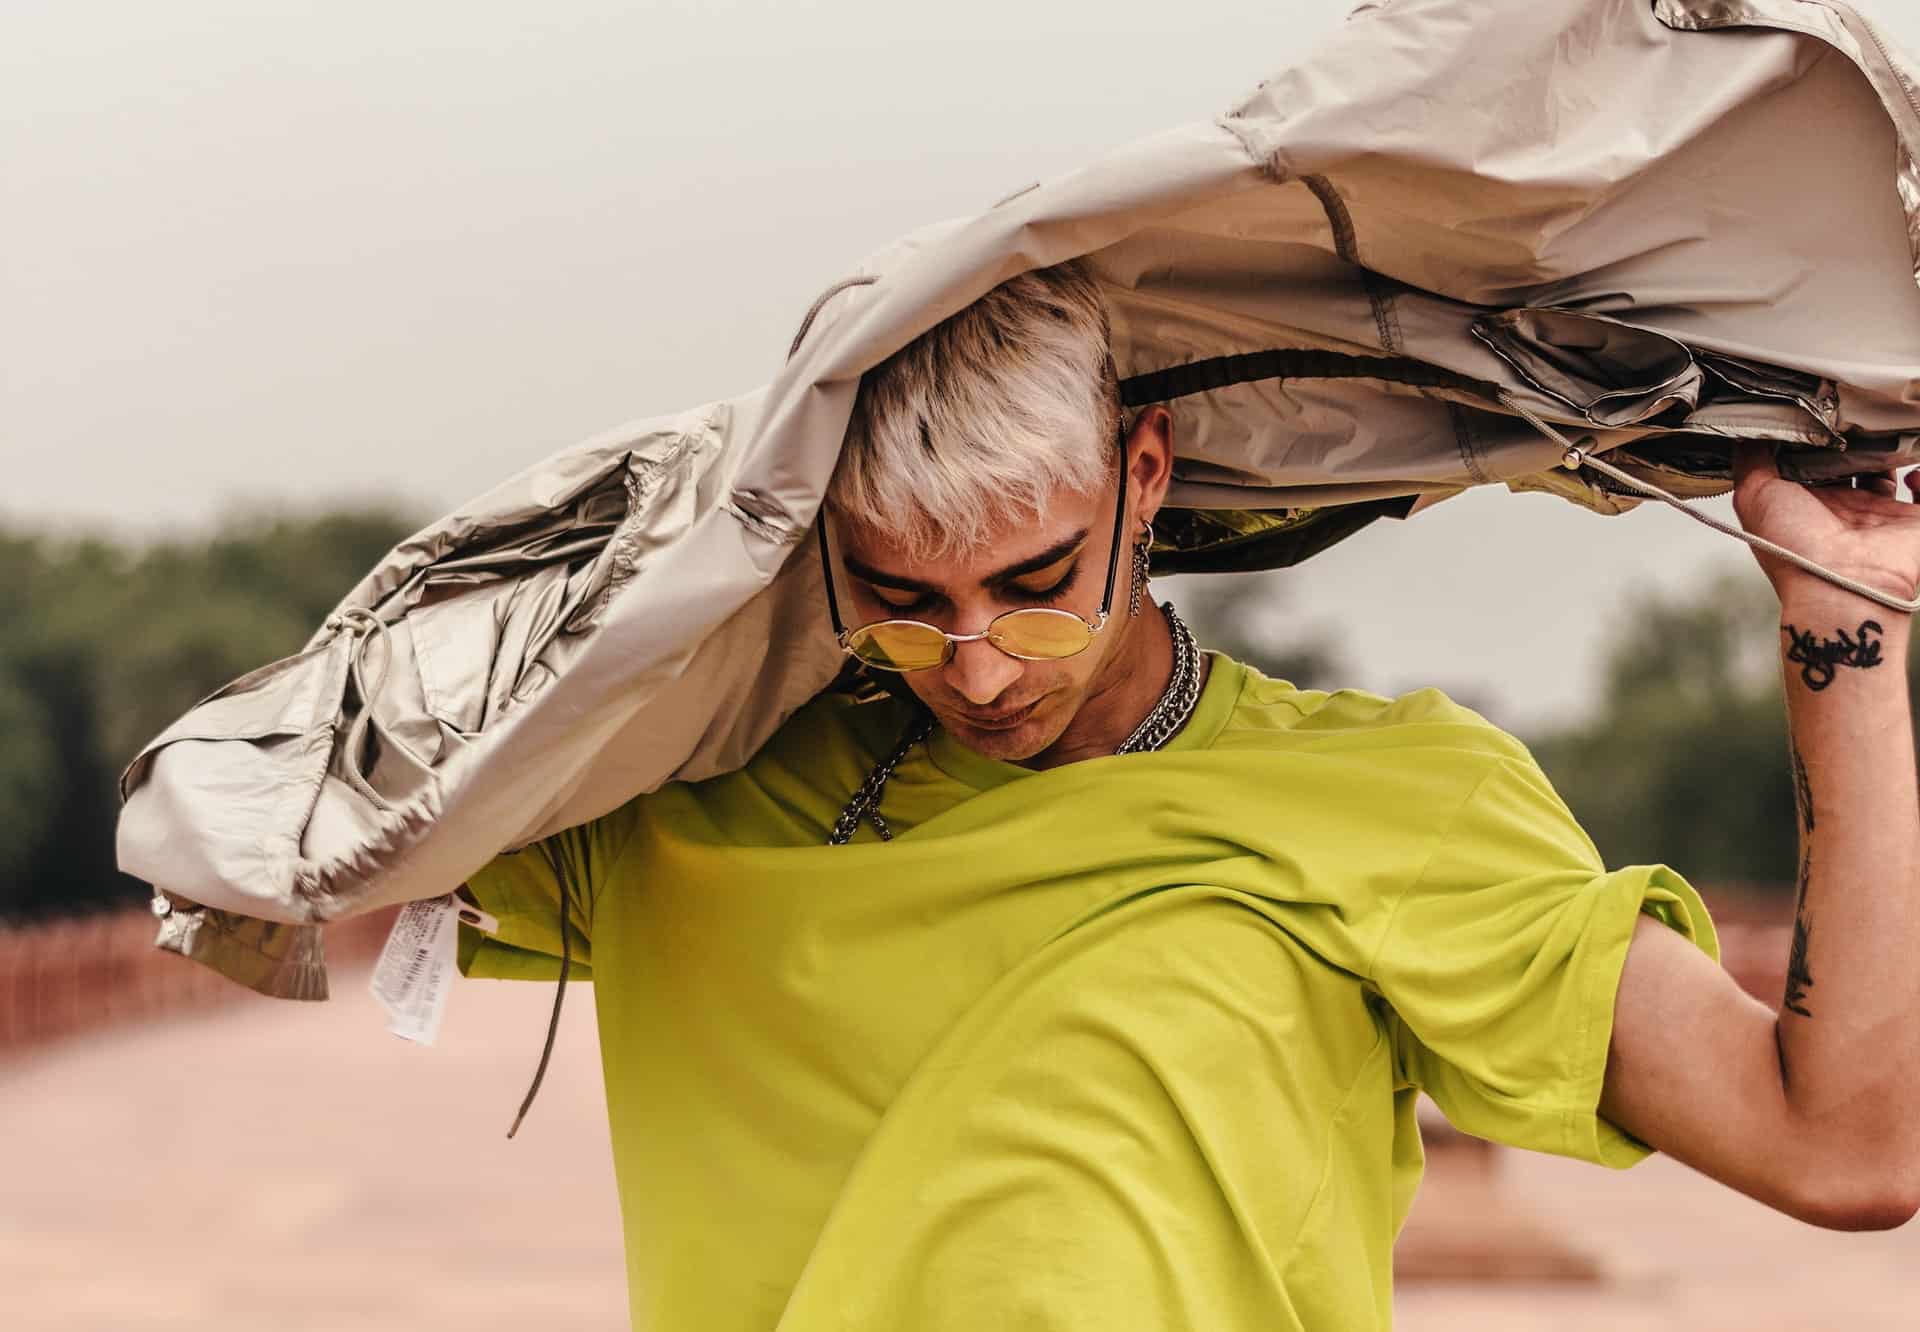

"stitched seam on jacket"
[593,425,704,622]
[1300,174,1403,356]
[1447,402,1491,486]
[725,496,800,544]
[1213,113,1272,171]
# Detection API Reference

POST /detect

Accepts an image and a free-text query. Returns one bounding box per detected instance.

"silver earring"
[1129,521,1153,617]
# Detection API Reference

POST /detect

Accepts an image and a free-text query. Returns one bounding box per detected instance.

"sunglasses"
[816,436,1130,673]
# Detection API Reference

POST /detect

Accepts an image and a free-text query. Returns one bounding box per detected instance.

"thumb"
[1730,440,1778,492]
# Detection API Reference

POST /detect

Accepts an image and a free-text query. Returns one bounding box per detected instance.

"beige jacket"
[119,0,1920,998]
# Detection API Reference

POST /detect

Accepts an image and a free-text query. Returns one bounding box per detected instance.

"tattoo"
[1783,844,1815,1019]
[1784,915,1815,1018]
[1790,740,1814,834]
[1783,620,1885,691]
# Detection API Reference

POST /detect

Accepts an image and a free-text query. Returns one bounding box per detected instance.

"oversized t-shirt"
[457,653,1718,1330]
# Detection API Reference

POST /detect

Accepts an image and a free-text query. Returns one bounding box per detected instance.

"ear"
[1123,405,1175,527]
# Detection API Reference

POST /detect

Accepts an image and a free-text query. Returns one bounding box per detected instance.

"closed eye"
[870,588,940,616]
[1009,562,1081,603]
[860,548,1083,617]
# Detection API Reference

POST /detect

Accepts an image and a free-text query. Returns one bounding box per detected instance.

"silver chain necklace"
[1114,600,1202,755]
[828,601,1203,845]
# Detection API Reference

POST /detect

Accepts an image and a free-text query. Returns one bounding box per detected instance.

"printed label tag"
[369,895,460,1045]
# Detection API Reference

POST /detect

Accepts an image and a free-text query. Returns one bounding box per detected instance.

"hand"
[1730,442,1920,606]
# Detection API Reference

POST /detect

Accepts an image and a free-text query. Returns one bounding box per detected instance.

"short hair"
[826,259,1122,560]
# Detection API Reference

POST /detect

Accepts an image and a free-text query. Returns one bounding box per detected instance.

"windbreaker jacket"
[119,0,1920,998]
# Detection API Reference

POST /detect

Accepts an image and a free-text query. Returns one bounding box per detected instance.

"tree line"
[2,514,1894,920]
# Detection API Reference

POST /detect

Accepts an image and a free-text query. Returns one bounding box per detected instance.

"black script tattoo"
[1790,741,1814,834]
[1783,620,1884,691]
[1783,844,1815,1019]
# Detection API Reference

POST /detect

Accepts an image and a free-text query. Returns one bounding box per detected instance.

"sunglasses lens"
[845,622,951,672]
[988,609,1094,660]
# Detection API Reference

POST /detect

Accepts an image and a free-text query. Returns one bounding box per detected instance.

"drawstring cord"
[334,607,396,811]
[1503,394,1920,615]
[503,268,879,1136]
[506,838,574,1139]
[329,603,574,1137]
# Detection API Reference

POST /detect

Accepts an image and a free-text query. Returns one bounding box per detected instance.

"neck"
[1018,593,1203,770]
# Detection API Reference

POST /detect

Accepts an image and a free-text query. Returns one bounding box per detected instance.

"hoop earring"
[1129,521,1154,617]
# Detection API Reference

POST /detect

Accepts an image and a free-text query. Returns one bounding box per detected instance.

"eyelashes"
[869,562,1081,616]
[1025,564,1081,603]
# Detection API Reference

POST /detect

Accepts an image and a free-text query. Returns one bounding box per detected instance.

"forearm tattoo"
[1783,843,1815,1019]
[1783,620,1884,691]
[1789,740,1814,835]
[1779,727,1817,1020]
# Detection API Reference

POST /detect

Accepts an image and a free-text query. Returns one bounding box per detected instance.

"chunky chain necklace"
[828,602,1203,845]
[1114,600,1202,755]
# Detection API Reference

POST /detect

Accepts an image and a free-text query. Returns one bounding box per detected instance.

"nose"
[941,633,1025,706]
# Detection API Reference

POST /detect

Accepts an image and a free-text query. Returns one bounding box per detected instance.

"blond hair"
[827,259,1121,560]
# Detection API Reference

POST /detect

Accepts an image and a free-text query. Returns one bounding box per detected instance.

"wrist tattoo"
[1784,844,1815,1019]
[1782,619,1884,691]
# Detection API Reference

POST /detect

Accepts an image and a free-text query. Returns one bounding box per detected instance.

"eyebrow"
[843,530,1090,596]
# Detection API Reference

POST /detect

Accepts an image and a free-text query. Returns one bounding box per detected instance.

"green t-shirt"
[459,653,1717,1331]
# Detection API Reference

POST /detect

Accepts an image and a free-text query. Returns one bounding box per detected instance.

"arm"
[1599,447,1920,1230]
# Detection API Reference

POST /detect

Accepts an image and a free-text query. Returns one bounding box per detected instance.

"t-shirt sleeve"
[454,796,646,983]
[1369,751,1719,1168]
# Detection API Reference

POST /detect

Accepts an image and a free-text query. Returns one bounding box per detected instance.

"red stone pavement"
[4,956,1915,1330]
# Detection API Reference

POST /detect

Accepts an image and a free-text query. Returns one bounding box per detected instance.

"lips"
[953,698,1041,730]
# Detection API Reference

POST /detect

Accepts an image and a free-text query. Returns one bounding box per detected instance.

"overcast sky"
[8,0,1920,731]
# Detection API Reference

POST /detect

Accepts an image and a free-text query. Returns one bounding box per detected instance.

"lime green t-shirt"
[459,654,1717,1331]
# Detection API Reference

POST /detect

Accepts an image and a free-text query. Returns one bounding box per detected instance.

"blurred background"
[5,0,1918,1327]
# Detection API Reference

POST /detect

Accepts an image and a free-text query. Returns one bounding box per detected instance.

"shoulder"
[1213,654,1535,768]
[759,685,910,767]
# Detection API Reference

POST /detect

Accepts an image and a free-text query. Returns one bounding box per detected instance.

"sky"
[7,0,1920,732]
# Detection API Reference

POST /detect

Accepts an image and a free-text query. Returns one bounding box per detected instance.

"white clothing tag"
[369,895,460,1045]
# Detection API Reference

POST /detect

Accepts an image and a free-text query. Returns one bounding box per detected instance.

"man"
[457,261,1920,1329]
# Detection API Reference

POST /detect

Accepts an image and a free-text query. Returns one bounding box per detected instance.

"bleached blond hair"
[827,259,1122,560]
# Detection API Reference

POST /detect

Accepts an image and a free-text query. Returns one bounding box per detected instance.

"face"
[830,411,1173,763]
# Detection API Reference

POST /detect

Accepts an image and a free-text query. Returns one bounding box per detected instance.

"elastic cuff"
[153,905,330,1000]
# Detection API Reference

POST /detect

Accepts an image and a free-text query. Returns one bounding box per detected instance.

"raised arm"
[1599,445,1920,1230]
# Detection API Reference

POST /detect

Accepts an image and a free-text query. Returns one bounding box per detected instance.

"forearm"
[1601,451,1920,1228]
[1774,591,1920,1179]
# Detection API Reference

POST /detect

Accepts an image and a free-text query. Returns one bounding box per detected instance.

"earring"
[1129,521,1153,617]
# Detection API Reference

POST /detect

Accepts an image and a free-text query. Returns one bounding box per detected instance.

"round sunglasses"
[816,439,1129,673]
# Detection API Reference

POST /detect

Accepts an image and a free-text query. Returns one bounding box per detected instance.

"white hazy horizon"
[8,0,1919,731]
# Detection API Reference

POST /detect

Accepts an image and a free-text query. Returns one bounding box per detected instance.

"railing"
[0,904,399,1054]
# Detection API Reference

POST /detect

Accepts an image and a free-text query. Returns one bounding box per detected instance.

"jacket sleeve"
[1369,753,1719,1167]
[455,795,648,982]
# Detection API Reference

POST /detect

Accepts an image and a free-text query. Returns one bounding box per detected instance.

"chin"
[937,702,1065,762]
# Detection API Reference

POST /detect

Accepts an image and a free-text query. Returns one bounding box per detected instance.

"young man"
[458,261,1920,1329]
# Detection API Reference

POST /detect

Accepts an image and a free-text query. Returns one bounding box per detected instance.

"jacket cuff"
[153,904,331,1001]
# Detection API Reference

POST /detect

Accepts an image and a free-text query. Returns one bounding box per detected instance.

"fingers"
[1857,472,1901,499]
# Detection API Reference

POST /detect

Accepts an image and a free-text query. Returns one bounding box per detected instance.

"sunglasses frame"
[816,432,1131,673]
